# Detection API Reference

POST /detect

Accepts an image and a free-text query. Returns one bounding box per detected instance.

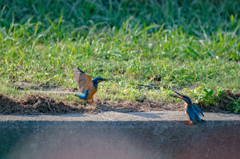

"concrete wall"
[0,111,240,159]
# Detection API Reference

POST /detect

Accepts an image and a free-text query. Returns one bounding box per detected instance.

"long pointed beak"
[172,95,181,98]
[172,90,183,99]
[102,78,110,81]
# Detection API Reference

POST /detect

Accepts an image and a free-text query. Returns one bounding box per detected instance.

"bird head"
[92,77,109,84]
[172,90,192,104]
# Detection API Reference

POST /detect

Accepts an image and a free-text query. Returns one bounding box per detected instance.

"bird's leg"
[187,121,193,125]
[89,100,96,104]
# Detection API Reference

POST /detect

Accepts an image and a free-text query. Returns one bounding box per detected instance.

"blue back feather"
[186,104,204,123]
[186,106,196,123]
[192,104,204,116]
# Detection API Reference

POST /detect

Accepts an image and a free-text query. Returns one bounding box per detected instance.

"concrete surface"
[0,111,240,159]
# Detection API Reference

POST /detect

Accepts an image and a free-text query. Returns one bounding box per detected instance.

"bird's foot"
[89,100,96,104]
[187,121,194,125]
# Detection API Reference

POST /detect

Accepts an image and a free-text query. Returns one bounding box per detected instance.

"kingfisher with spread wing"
[172,90,205,125]
[72,66,109,104]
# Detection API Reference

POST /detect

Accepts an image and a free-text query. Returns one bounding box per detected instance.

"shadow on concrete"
[0,120,240,159]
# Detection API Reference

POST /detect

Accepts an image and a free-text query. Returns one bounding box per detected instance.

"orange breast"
[87,88,98,100]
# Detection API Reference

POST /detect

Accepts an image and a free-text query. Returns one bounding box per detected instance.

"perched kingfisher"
[72,66,109,104]
[172,90,205,125]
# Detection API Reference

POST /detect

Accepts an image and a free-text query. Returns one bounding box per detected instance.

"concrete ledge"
[1,111,240,159]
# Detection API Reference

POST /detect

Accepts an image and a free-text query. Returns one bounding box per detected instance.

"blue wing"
[186,106,196,123]
[192,104,204,117]
[73,67,96,101]
[73,66,94,94]
[187,105,205,123]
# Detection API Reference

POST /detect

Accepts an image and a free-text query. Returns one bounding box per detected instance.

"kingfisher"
[72,66,109,104]
[172,90,205,125]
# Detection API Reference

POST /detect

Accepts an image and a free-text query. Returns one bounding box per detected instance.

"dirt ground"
[0,86,239,115]
[0,93,184,115]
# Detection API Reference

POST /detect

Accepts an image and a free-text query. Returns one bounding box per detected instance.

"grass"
[0,0,240,112]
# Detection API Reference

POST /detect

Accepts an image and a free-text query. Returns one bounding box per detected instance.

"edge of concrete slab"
[1,111,240,121]
[1,111,240,159]
[0,111,240,128]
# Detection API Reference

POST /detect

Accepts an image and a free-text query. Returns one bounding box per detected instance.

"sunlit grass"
[0,0,240,111]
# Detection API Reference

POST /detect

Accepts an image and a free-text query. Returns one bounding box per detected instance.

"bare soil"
[0,93,184,115]
[0,94,95,115]
[1,85,239,114]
